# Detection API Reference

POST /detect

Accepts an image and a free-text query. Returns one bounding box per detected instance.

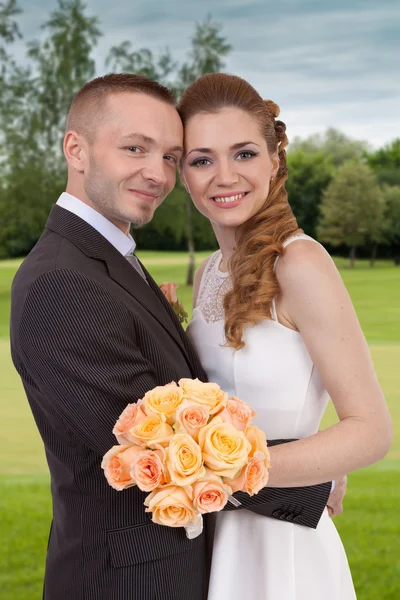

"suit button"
[286,513,295,522]
[293,515,302,523]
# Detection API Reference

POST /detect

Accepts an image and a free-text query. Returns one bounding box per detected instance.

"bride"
[177,73,392,599]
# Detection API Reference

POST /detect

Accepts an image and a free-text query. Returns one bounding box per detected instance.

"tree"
[105,14,230,284]
[317,160,385,267]
[290,128,369,168]
[106,43,177,85]
[381,185,400,265]
[286,150,334,238]
[365,139,400,186]
[0,0,102,258]
[27,0,102,155]
[175,15,232,284]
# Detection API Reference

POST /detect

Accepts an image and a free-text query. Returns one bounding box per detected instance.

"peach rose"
[166,433,205,486]
[246,426,271,464]
[192,470,232,514]
[113,402,150,445]
[218,397,256,432]
[243,451,270,495]
[125,412,174,447]
[224,451,270,495]
[159,282,179,304]
[142,383,183,424]
[178,378,228,415]
[144,485,196,527]
[175,400,210,440]
[131,445,167,492]
[101,445,141,491]
[198,416,251,479]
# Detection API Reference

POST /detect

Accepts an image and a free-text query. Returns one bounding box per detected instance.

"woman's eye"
[190,158,212,167]
[237,151,256,160]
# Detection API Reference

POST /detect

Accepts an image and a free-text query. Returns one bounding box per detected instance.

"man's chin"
[129,207,154,229]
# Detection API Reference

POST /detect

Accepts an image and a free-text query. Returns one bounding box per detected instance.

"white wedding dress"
[187,234,356,600]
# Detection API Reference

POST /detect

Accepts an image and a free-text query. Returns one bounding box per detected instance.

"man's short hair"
[66,73,176,141]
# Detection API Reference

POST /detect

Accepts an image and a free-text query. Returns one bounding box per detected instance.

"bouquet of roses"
[102,378,270,539]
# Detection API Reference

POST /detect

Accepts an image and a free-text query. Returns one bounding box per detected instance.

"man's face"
[82,92,183,231]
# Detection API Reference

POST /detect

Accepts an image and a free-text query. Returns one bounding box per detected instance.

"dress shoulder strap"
[271,234,320,322]
[273,233,319,272]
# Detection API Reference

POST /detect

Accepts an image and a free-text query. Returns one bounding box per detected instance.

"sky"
[10,0,400,149]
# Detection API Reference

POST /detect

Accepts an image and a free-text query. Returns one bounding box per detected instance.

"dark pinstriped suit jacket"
[10,206,331,600]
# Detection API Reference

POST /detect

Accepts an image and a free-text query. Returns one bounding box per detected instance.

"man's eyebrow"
[119,133,183,154]
[120,133,155,144]
[187,141,259,157]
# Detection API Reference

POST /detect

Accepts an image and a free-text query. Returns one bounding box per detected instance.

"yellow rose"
[142,383,184,424]
[127,412,174,447]
[144,485,196,527]
[178,378,228,415]
[167,433,205,486]
[198,416,251,479]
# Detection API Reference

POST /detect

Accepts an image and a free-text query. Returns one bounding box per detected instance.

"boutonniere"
[159,282,188,324]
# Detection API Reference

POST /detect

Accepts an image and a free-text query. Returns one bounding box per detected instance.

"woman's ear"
[271,153,279,181]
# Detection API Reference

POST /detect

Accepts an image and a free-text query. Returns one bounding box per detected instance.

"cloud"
[8,0,400,147]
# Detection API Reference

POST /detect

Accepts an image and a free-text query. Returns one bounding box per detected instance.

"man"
[10,74,334,600]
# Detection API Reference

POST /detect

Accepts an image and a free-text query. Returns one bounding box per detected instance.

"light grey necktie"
[125,253,148,283]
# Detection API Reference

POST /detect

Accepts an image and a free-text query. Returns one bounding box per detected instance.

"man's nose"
[141,156,169,186]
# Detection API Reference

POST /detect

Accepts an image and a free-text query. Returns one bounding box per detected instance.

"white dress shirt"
[56,192,136,256]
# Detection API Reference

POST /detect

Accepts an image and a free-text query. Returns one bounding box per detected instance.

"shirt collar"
[56,192,135,256]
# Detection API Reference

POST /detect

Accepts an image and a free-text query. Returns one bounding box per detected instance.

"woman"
[177,73,392,600]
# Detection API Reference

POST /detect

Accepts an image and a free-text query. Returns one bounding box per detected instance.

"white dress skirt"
[187,234,357,600]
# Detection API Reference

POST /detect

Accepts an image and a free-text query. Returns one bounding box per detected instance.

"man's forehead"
[103,93,182,142]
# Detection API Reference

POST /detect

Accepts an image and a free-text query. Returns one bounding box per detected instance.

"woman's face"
[182,108,278,230]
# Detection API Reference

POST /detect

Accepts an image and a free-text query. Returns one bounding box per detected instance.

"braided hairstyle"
[178,73,301,350]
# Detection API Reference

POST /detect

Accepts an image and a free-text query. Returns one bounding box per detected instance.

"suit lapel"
[45,205,191,364]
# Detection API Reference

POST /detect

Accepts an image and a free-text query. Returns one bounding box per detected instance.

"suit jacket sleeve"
[223,439,332,528]
[19,269,331,527]
[18,269,165,456]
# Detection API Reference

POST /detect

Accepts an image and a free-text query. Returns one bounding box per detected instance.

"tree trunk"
[349,246,356,268]
[185,194,196,286]
[370,242,378,267]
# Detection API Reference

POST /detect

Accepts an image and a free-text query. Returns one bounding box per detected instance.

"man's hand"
[327,475,347,517]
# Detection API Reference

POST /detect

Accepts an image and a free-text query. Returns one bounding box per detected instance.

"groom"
[10,74,333,600]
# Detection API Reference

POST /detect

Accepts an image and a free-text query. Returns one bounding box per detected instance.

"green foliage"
[290,127,369,167]
[1,252,400,599]
[365,138,400,186]
[317,160,385,262]
[286,149,334,237]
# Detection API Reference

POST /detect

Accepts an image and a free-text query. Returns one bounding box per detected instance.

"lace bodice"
[196,251,232,323]
[196,233,310,324]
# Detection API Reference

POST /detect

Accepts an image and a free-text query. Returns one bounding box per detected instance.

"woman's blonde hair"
[178,73,301,350]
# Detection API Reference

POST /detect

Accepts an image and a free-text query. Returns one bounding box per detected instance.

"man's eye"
[164,155,178,164]
[127,146,142,153]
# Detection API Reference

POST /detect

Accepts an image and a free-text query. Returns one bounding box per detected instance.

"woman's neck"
[211,223,237,273]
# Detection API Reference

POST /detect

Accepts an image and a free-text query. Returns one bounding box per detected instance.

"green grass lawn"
[1,253,399,599]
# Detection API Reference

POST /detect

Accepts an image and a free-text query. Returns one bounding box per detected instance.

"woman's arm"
[267,240,393,487]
